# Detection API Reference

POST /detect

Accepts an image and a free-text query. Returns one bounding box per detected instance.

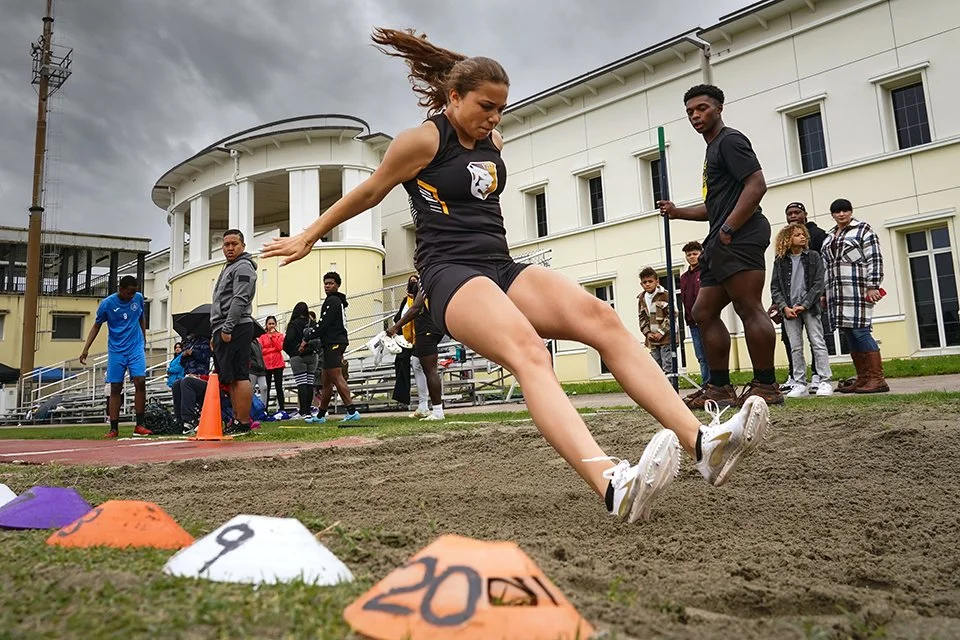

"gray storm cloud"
[0,0,747,248]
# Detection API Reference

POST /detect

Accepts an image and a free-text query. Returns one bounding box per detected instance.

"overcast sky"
[0,0,749,250]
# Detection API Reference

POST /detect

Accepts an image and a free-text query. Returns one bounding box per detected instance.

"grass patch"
[0,409,548,442]
[561,354,960,395]
[0,528,369,639]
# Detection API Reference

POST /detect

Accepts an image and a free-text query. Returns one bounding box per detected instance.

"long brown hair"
[775,222,810,258]
[371,28,509,115]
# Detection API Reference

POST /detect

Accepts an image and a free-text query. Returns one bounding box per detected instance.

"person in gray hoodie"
[210,229,258,434]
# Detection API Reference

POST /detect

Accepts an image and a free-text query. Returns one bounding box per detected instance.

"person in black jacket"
[314,272,359,423]
[770,223,832,397]
[390,276,418,408]
[778,202,831,388]
[282,302,318,419]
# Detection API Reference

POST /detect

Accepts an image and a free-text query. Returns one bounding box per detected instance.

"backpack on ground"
[143,398,180,435]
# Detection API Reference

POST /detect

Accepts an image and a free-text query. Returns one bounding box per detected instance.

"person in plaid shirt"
[821,198,888,393]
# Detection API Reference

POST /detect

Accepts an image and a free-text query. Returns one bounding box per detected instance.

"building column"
[136,253,146,288]
[66,249,75,294]
[84,249,92,293]
[189,196,211,265]
[288,169,320,243]
[339,167,374,243]
[57,247,68,293]
[170,209,185,274]
[108,251,119,294]
[228,180,255,246]
[5,244,14,291]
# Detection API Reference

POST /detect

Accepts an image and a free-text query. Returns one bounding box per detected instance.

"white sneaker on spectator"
[786,384,809,398]
[815,381,834,396]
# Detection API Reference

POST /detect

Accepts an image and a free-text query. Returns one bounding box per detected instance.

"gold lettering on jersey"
[416,180,449,215]
[467,161,498,201]
[701,159,708,200]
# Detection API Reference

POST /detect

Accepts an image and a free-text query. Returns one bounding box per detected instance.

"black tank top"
[402,113,510,269]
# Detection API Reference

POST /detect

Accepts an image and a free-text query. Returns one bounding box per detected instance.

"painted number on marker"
[199,523,255,573]
[56,507,104,537]
[362,556,482,627]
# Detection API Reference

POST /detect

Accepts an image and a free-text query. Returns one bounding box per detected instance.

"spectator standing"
[210,229,258,434]
[258,315,287,412]
[638,267,674,375]
[80,275,151,438]
[770,223,832,397]
[679,241,709,384]
[821,199,889,393]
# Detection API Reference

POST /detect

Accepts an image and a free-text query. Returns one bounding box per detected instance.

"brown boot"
[736,380,785,406]
[837,352,866,393]
[854,351,890,393]
[684,384,738,410]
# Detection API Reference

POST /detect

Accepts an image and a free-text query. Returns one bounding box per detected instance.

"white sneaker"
[586,429,681,523]
[815,381,834,396]
[786,384,809,398]
[409,409,430,419]
[696,396,770,487]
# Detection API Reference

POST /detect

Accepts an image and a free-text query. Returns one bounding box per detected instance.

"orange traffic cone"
[189,373,232,441]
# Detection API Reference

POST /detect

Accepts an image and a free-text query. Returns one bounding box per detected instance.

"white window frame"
[518,179,550,240]
[632,144,671,213]
[571,162,606,227]
[870,62,934,153]
[402,221,417,265]
[776,93,831,176]
[583,278,616,375]
[902,224,959,352]
[51,313,85,341]
[0,312,6,341]
[159,299,168,331]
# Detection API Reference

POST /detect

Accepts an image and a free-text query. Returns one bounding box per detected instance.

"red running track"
[0,436,377,466]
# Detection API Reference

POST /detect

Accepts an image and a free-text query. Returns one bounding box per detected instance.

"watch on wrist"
[721,223,736,235]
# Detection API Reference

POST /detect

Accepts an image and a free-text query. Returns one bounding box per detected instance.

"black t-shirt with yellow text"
[702,127,766,245]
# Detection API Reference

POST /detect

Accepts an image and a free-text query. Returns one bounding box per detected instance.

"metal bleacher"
[3,250,555,425]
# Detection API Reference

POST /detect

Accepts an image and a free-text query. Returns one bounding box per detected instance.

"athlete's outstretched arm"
[261,124,439,265]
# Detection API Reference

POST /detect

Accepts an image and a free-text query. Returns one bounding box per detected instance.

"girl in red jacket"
[258,315,287,412]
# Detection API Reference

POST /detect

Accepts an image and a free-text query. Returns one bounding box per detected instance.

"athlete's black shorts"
[212,322,255,384]
[700,214,771,287]
[413,331,441,358]
[419,259,530,339]
[322,343,347,370]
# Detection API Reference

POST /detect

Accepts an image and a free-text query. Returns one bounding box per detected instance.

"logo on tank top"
[467,161,499,200]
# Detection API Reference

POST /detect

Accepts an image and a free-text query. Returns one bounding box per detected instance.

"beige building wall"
[0,294,108,368]
[495,0,960,381]
[141,1,959,383]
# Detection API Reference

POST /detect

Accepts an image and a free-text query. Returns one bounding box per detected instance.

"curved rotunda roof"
[151,114,392,209]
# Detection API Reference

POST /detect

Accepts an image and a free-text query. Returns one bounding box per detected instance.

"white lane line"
[0,447,86,457]
[0,439,184,457]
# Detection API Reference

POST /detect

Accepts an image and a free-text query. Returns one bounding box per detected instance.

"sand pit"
[2,401,959,638]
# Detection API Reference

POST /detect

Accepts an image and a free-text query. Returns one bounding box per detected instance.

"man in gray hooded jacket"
[210,229,257,434]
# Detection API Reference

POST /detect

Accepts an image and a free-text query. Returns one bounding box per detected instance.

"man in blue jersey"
[80,275,152,438]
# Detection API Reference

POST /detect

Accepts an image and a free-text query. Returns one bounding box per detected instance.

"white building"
[152,0,960,383]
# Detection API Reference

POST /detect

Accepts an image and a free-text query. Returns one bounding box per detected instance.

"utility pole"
[20,0,72,406]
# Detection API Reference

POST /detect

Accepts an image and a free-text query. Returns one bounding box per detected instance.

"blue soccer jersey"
[96,292,145,354]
